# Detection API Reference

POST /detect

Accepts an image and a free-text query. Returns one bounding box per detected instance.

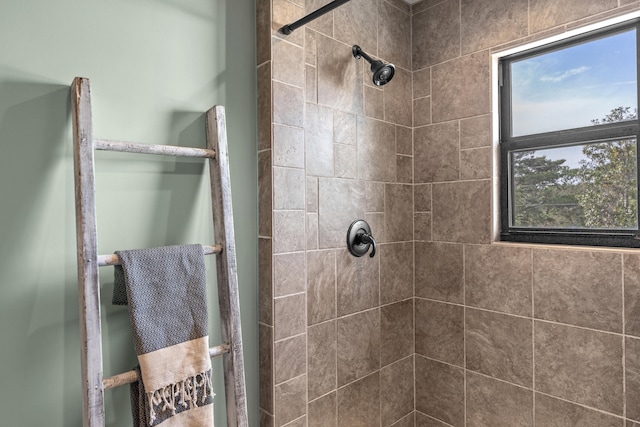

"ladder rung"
[95,139,216,159]
[97,244,223,267]
[102,344,231,390]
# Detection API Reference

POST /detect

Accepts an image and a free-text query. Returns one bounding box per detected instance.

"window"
[499,20,640,247]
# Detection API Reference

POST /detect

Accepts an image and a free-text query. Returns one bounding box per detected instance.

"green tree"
[513,151,582,227]
[577,107,638,228]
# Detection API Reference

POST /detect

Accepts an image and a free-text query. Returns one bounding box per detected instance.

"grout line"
[531,248,536,426]
[462,243,467,427]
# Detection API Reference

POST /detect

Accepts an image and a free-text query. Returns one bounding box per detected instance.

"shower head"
[352,45,395,86]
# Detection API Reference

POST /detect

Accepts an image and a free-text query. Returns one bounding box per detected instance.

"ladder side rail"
[206,106,249,427]
[71,77,105,427]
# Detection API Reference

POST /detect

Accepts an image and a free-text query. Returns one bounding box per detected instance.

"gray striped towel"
[114,244,214,426]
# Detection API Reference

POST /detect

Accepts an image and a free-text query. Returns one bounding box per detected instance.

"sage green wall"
[0,1,258,426]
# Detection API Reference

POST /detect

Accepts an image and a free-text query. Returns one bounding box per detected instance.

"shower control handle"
[347,219,377,258]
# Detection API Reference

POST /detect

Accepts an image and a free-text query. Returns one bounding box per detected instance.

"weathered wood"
[71,77,105,427]
[72,77,248,427]
[97,244,223,267]
[95,139,216,158]
[206,106,249,426]
[102,344,231,390]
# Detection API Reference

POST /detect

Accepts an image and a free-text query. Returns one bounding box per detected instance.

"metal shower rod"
[279,0,352,35]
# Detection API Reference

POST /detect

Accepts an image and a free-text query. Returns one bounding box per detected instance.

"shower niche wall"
[257,0,640,426]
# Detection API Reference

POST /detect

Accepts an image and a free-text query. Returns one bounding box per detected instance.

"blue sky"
[511,28,637,137]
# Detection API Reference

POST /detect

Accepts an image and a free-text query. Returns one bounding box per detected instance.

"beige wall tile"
[275,374,307,426]
[530,0,617,33]
[336,248,380,316]
[414,121,459,183]
[415,356,465,426]
[381,299,414,366]
[305,0,334,36]
[385,183,414,242]
[337,373,380,427]
[465,308,533,387]
[357,116,397,182]
[380,357,414,427]
[535,321,623,415]
[306,64,318,103]
[274,293,306,341]
[533,249,622,332]
[273,167,305,210]
[432,180,492,243]
[305,28,317,66]
[272,0,305,46]
[365,85,385,120]
[412,0,460,69]
[274,252,306,297]
[413,96,432,127]
[318,178,365,248]
[414,212,432,241]
[317,33,364,114]
[627,337,640,422]
[466,372,533,426]
[379,1,411,70]
[396,155,412,184]
[432,50,491,123]
[307,250,336,325]
[460,147,491,180]
[307,212,319,250]
[257,0,272,65]
[416,299,464,366]
[334,0,379,56]
[273,81,304,127]
[414,183,432,212]
[258,63,272,151]
[396,125,413,155]
[337,309,381,386]
[380,242,414,304]
[259,238,273,325]
[465,244,532,316]
[273,210,306,253]
[460,0,528,54]
[259,151,272,237]
[275,334,306,384]
[624,253,640,337]
[308,320,337,400]
[365,181,386,212]
[273,38,305,87]
[460,114,491,149]
[273,124,304,168]
[334,143,357,179]
[305,102,334,177]
[384,67,413,127]
[415,412,451,427]
[333,110,356,145]
[535,393,624,427]
[261,410,274,427]
[309,392,336,427]
[413,67,431,99]
[260,324,273,413]
[307,176,318,212]
[415,241,464,303]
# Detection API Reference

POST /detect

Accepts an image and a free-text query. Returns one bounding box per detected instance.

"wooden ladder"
[71,77,248,427]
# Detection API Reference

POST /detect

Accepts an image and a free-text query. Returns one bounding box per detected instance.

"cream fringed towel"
[114,244,214,426]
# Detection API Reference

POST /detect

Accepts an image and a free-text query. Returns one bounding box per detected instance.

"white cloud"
[539,66,590,83]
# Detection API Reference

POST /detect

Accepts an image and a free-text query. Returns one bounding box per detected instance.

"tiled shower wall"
[413,0,640,426]
[258,0,415,425]
[259,0,640,426]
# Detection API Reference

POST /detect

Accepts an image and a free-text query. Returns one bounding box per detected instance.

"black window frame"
[499,20,640,248]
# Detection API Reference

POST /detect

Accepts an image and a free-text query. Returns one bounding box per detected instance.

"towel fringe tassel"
[147,370,214,424]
